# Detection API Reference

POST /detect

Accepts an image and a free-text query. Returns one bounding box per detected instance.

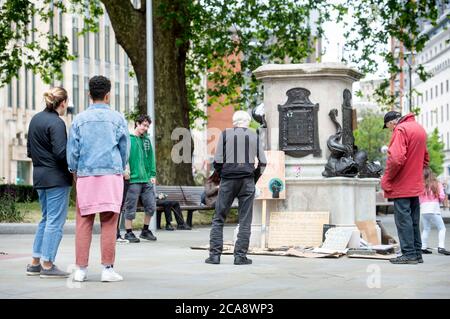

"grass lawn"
[16,202,238,229]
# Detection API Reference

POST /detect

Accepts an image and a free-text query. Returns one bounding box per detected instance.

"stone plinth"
[248,63,379,248]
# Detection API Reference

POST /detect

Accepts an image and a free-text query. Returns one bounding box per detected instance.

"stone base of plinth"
[250,177,379,248]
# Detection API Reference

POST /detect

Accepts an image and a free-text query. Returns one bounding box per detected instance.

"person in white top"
[419,167,450,255]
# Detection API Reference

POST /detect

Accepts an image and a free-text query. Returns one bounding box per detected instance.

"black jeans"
[393,197,422,259]
[156,200,185,228]
[209,177,255,258]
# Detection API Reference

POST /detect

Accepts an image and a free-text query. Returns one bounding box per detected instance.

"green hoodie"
[128,134,156,183]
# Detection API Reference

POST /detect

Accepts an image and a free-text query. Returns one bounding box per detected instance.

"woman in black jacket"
[26,87,72,278]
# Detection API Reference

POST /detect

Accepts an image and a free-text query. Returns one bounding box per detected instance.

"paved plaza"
[1,215,449,299]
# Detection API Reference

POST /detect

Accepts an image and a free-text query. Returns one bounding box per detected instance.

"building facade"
[412,6,450,179]
[0,1,138,185]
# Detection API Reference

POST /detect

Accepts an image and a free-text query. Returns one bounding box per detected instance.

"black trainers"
[40,264,70,278]
[140,229,157,241]
[234,256,252,265]
[421,248,432,254]
[177,224,192,230]
[389,255,418,264]
[205,255,220,264]
[438,248,450,255]
[124,232,140,243]
[417,257,424,263]
[165,223,175,231]
[26,264,42,276]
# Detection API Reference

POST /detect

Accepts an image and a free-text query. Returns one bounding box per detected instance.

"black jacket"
[27,109,72,189]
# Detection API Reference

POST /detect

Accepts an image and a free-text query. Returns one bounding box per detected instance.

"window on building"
[7,83,12,108]
[84,26,89,58]
[115,83,120,112]
[426,90,428,101]
[25,69,28,109]
[115,41,120,65]
[125,84,130,112]
[448,132,450,150]
[72,18,79,55]
[431,87,433,99]
[94,29,100,61]
[134,85,139,108]
[105,26,110,62]
[84,76,89,108]
[435,85,438,98]
[32,74,36,110]
[73,75,79,113]
[59,9,63,38]
[441,82,444,95]
[16,77,20,108]
[447,104,449,121]
[16,161,31,185]
[447,80,449,92]
[431,111,433,126]
[442,105,444,123]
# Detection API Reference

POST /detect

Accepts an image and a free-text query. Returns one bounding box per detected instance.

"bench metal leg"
[186,210,194,227]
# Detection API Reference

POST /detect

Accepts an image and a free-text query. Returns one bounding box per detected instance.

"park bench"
[154,185,238,228]
[375,191,394,214]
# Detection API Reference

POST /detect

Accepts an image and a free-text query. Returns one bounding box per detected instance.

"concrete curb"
[0,222,101,234]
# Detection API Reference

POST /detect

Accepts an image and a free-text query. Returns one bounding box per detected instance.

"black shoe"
[417,257,423,263]
[234,256,252,265]
[140,229,157,241]
[177,224,192,230]
[124,232,140,243]
[165,224,175,231]
[205,255,220,264]
[389,255,418,264]
[421,248,433,254]
[26,264,42,276]
[438,248,450,255]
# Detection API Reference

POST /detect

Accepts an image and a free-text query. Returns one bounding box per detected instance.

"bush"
[0,184,38,202]
[0,193,25,222]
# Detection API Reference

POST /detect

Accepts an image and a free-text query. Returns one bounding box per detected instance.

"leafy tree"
[0,0,446,183]
[427,128,445,176]
[354,110,391,165]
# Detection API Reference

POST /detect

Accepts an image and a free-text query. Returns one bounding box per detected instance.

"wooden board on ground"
[268,211,330,249]
[189,244,342,258]
[255,151,286,200]
[356,220,380,245]
[347,253,396,260]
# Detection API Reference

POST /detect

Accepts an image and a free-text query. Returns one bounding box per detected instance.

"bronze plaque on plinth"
[278,87,321,158]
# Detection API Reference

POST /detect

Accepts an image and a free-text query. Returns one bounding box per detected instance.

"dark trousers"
[209,177,255,258]
[393,197,422,259]
[116,180,129,237]
[156,200,185,228]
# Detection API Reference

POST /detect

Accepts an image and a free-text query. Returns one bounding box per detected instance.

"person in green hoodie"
[123,115,157,243]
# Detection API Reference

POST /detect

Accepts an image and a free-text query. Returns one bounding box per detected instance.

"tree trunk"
[102,0,194,186]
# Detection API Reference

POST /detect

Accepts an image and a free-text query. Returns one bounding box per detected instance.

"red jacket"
[381,113,429,199]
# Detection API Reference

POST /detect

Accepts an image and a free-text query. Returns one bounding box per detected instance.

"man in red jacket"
[381,111,429,264]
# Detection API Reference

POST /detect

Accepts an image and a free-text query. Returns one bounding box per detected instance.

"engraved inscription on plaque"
[278,88,321,158]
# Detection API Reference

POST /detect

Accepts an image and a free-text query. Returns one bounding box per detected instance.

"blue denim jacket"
[67,103,130,176]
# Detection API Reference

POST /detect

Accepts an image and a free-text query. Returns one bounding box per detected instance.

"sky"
[320,3,389,81]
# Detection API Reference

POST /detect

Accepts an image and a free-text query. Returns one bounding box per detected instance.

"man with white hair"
[206,110,267,265]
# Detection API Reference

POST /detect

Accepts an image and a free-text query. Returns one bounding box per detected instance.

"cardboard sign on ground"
[356,220,381,245]
[255,151,286,200]
[268,211,330,248]
[313,227,355,254]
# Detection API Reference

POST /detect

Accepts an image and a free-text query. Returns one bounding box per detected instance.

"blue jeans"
[32,186,70,262]
[393,197,421,259]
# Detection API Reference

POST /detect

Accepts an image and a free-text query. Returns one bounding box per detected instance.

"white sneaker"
[116,236,129,244]
[73,268,88,282]
[101,268,123,282]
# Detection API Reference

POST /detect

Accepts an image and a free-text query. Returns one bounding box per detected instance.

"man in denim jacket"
[67,75,130,283]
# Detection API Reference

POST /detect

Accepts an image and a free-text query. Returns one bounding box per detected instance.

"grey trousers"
[209,177,255,257]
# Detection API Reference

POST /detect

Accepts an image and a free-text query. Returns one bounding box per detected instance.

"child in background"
[420,167,450,255]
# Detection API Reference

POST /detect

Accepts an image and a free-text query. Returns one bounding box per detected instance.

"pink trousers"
[75,204,119,267]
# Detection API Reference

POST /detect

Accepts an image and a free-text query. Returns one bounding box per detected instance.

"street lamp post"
[404,51,414,113]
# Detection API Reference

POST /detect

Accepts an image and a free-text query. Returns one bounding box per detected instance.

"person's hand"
[150,178,156,184]
[72,173,77,183]
[123,171,130,180]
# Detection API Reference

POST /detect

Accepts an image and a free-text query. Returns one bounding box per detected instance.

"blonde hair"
[43,87,68,111]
